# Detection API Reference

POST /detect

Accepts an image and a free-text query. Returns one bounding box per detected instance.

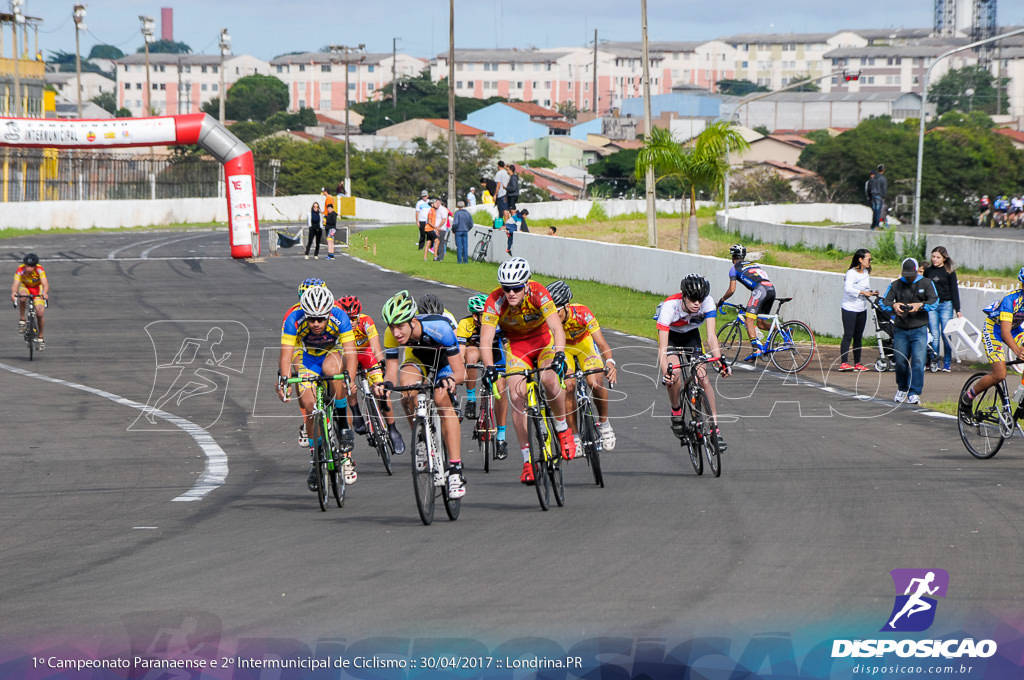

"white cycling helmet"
[497,257,531,286]
[300,286,335,317]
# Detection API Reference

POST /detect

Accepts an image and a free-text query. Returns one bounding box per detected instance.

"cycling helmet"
[729,244,746,260]
[1017,266,1024,285]
[417,293,445,315]
[467,294,487,314]
[546,280,573,308]
[300,286,335,317]
[497,256,531,285]
[336,295,361,316]
[297,277,325,299]
[680,274,711,302]
[381,290,418,326]
[22,253,39,267]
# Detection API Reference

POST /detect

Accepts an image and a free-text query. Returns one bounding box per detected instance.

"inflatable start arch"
[0,113,260,259]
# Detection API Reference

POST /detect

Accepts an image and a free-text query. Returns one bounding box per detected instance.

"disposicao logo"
[831,569,998,660]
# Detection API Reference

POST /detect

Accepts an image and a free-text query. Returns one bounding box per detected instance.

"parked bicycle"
[665,352,723,477]
[14,294,44,361]
[389,381,461,525]
[285,373,348,511]
[717,299,816,373]
[355,366,394,475]
[567,365,608,488]
[467,362,502,472]
[958,360,1024,459]
[471,227,493,263]
[504,365,565,510]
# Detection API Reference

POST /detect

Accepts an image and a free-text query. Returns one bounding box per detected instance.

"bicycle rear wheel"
[329,452,345,508]
[768,320,815,373]
[477,392,493,473]
[526,411,550,510]
[716,321,744,366]
[312,419,329,512]
[579,401,604,487]
[547,415,565,507]
[412,419,436,524]
[958,373,1007,460]
[693,391,721,478]
[683,391,703,476]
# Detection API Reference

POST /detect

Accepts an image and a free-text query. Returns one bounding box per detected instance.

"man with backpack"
[506,164,521,217]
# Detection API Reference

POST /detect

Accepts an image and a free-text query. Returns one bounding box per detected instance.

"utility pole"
[592,28,598,113]
[640,0,656,248]
[447,0,455,206]
[219,28,231,123]
[392,36,399,110]
[330,44,365,197]
[139,15,155,116]
[12,0,23,116]
[73,4,86,118]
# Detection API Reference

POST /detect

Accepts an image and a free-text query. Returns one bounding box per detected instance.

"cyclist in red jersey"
[11,253,49,350]
[478,257,576,485]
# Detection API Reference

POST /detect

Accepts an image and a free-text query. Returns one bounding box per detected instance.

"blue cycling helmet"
[1018,266,1024,285]
[298,277,326,299]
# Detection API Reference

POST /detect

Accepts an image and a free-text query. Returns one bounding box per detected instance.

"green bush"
[586,201,609,221]
[472,210,493,226]
[873,228,899,263]
[900,233,927,262]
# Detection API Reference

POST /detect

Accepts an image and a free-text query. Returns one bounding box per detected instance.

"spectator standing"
[305,202,322,260]
[864,170,874,205]
[868,164,887,229]
[451,200,474,264]
[433,199,452,261]
[321,187,335,214]
[323,204,338,260]
[415,190,431,249]
[838,248,878,371]
[493,161,510,222]
[466,187,477,207]
[506,164,521,215]
[880,258,938,404]
[504,209,518,254]
[923,246,962,372]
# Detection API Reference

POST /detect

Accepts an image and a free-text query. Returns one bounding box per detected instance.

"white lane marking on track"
[45,256,227,263]
[0,361,227,502]
[139,233,217,259]
[106,235,184,260]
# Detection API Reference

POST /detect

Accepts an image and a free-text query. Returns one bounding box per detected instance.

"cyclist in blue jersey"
[960,267,1024,417]
[375,291,468,499]
[276,285,360,489]
[718,243,776,360]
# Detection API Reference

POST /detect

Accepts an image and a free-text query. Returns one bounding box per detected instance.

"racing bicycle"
[958,360,1024,459]
[389,382,461,525]
[717,299,815,373]
[567,365,608,488]
[467,363,502,472]
[14,294,44,361]
[285,373,348,511]
[504,365,565,510]
[665,351,723,477]
[355,366,394,475]
[471,227,493,263]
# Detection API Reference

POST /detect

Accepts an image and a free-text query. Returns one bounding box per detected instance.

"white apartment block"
[46,70,116,106]
[270,52,427,115]
[724,32,863,90]
[824,44,975,94]
[114,53,270,117]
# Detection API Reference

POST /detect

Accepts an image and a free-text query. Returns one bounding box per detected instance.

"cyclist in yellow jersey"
[458,294,510,459]
[11,253,49,349]
[545,280,617,451]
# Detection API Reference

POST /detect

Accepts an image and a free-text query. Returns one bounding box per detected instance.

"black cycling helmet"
[680,274,711,302]
[23,253,39,266]
[729,244,746,260]
[417,293,445,315]
[546,280,573,308]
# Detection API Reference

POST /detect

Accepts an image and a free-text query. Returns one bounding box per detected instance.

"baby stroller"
[868,295,896,372]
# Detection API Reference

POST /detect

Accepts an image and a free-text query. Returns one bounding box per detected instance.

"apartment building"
[270,52,426,113]
[114,53,270,117]
[824,43,975,94]
[724,32,862,90]
[45,70,116,108]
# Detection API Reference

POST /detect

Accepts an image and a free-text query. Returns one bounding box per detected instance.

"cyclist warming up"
[276,285,360,490]
[478,257,576,485]
[11,253,48,350]
[959,267,1024,417]
[336,295,405,455]
[545,280,618,450]
[718,243,776,360]
[457,293,510,459]
[375,291,468,499]
[658,274,731,449]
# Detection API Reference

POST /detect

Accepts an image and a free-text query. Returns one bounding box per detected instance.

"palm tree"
[635,121,749,252]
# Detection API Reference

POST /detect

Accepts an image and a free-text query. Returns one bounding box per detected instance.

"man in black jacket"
[880,258,938,405]
[868,164,887,229]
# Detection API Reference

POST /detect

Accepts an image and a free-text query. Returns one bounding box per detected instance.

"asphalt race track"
[2,228,1022,671]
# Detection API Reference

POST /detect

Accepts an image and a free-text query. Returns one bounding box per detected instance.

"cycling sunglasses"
[306,316,329,323]
[502,284,526,293]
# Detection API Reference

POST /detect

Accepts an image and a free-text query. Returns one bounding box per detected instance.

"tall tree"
[351,71,503,133]
[716,79,768,96]
[928,65,1007,116]
[88,44,124,60]
[136,39,192,55]
[202,74,289,122]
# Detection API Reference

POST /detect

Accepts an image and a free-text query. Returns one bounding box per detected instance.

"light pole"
[139,15,155,116]
[218,28,230,123]
[73,4,86,118]
[447,0,455,206]
[11,0,24,116]
[640,0,656,248]
[329,44,365,197]
[912,27,1024,241]
[392,36,400,110]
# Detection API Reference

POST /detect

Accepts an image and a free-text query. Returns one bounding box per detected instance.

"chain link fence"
[0,149,282,202]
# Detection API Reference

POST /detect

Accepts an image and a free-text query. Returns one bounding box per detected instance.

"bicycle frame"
[664,351,722,477]
[286,373,346,511]
[505,365,565,510]
[14,294,42,360]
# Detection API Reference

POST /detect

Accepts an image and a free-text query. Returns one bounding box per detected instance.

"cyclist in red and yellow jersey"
[11,253,48,349]
[478,257,576,485]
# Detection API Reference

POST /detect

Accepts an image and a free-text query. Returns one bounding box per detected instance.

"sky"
[23,0,1024,63]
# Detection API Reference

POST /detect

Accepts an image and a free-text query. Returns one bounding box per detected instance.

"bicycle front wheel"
[311,419,329,512]
[768,320,815,373]
[693,391,721,478]
[478,393,493,473]
[412,419,436,525]
[958,373,1007,460]
[579,400,604,487]
[526,411,550,511]
[717,320,745,366]
[366,395,393,475]
[547,416,565,507]
[440,434,461,521]
[683,391,703,476]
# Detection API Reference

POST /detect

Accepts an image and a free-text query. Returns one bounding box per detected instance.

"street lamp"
[640,0,656,248]
[329,43,365,197]
[912,27,1024,241]
[11,0,24,116]
[139,15,155,116]
[73,4,86,118]
[218,28,231,123]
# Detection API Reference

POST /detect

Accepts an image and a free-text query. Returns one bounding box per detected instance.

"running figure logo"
[881,568,949,632]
